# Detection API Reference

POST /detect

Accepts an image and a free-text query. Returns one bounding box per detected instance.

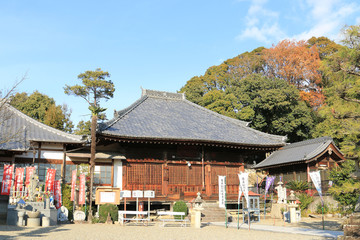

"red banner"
[54,180,62,209]
[1,164,14,195]
[70,170,77,201]
[14,168,24,192]
[25,166,36,187]
[45,169,56,193]
[78,174,85,205]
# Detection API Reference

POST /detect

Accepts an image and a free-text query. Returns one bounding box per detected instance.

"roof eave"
[99,133,285,149]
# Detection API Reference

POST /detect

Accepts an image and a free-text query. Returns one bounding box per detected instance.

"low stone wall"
[308,196,338,213]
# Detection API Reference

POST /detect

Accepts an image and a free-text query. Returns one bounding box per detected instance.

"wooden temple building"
[66,89,287,202]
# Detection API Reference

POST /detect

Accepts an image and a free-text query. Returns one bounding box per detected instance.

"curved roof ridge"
[100,95,148,130]
[183,99,286,143]
[283,136,332,150]
[304,140,332,160]
[8,104,82,142]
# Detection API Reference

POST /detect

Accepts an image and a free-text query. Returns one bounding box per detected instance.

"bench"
[157,211,189,227]
[118,211,150,225]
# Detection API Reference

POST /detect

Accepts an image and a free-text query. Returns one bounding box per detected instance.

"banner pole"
[237,196,240,229]
[322,200,324,230]
[264,196,266,220]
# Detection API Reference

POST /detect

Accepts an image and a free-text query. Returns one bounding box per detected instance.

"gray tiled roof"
[0,103,84,151]
[100,89,286,147]
[254,137,340,169]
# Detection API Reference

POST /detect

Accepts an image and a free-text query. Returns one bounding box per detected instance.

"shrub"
[61,184,73,221]
[286,180,310,192]
[316,202,329,214]
[173,201,188,220]
[99,203,118,223]
[297,193,314,211]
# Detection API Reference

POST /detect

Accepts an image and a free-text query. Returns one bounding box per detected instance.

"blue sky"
[1,0,359,127]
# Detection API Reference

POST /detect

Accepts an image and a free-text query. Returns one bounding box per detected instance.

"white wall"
[113,160,122,189]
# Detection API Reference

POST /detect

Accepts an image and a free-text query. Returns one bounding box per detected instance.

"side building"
[0,102,86,182]
[254,137,345,192]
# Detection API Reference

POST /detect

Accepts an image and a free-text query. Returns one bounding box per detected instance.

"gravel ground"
[0,222,338,240]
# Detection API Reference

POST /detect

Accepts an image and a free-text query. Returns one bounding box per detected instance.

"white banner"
[309,171,323,201]
[218,176,226,208]
[238,173,249,207]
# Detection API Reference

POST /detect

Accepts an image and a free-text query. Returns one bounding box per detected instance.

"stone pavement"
[210,221,344,239]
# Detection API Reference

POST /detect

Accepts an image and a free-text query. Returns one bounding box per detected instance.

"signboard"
[45,168,56,193]
[100,192,116,203]
[95,187,121,205]
[218,176,226,208]
[132,190,143,198]
[144,190,155,198]
[1,164,14,195]
[78,174,86,205]
[120,190,131,198]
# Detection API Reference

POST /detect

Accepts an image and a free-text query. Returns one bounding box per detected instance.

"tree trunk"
[88,114,97,222]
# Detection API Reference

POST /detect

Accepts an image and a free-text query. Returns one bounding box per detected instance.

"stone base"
[27,218,40,227]
[270,203,287,219]
[42,217,50,227]
[339,213,360,239]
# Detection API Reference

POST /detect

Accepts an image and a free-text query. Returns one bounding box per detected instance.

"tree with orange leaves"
[263,40,323,107]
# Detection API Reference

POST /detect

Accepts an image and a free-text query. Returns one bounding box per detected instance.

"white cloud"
[236,0,285,44]
[236,0,360,45]
[292,0,360,41]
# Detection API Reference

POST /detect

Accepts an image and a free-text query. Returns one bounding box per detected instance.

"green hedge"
[99,203,118,223]
[173,201,188,220]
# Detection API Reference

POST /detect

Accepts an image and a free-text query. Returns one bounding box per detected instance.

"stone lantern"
[191,192,203,228]
[193,192,203,209]
[287,190,300,223]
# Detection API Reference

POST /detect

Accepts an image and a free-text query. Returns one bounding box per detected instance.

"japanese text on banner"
[15,168,24,192]
[309,171,323,202]
[78,174,86,205]
[70,170,77,201]
[1,164,14,195]
[218,176,226,208]
[54,180,62,209]
[45,169,56,193]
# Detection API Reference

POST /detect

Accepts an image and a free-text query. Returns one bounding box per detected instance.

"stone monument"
[275,181,287,204]
[57,206,69,222]
[74,210,86,222]
[28,174,40,202]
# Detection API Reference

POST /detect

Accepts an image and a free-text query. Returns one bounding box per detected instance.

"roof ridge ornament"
[141,88,185,100]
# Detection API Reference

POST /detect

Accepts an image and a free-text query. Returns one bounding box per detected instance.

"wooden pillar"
[162,151,168,196]
[37,142,42,162]
[205,164,211,196]
[162,164,169,196]
[111,159,114,187]
[307,163,310,182]
[61,145,67,184]
[201,146,205,190]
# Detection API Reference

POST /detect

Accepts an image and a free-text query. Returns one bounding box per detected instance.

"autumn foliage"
[263,40,323,106]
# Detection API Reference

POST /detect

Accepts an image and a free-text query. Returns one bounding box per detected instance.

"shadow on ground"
[0,224,70,240]
[295,220,342,231]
